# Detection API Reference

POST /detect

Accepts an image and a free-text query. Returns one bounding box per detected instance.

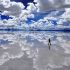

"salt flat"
[0,31,70,70]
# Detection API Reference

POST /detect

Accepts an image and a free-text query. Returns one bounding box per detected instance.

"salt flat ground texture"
[0,31,70,70]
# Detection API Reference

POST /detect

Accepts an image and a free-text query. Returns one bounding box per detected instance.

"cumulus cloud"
[0,0,25,17]
[34,0,70,12]
[19,10,35,21]
[0,0,70,30]
[19,3,36,21]
[0,0,37,18]
[27,3,37,13]
[29,18,55,30]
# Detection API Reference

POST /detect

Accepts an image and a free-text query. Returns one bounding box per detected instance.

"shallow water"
[0,31,70,70]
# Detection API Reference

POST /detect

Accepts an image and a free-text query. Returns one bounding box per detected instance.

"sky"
[11,0,34,7]
[0,0,70,30]
[0,0,33,19]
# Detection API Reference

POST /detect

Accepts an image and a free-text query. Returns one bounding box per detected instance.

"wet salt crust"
[0,31,70,70]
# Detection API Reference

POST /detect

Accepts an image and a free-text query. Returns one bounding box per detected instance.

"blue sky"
[11,0,34,7]
[0,0,70,30]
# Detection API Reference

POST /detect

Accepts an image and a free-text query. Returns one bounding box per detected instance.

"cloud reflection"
[0,31,70,70]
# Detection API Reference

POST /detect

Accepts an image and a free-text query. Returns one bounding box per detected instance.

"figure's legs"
[48,43,51,50]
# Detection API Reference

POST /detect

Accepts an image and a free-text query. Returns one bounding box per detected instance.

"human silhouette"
[48,38,51,50]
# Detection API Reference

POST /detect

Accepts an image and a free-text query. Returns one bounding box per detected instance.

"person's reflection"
[48,38,51,50]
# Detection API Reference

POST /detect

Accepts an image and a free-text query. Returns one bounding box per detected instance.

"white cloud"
[28,18,55,30]
[27,3,37,13]
[34,0,70,12]
[19,10,34,21]
[0,0,10,8]
[19,3,36,21]
[0,0,25,17]
[0,0,37,18]
[61,8,70,18]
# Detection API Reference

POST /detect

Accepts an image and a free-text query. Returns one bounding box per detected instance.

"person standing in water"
[48,38,51,50]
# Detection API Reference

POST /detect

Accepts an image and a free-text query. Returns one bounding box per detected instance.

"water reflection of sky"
[0,31,70,70]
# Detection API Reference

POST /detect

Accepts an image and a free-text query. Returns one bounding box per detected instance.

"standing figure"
[48,38,51,50]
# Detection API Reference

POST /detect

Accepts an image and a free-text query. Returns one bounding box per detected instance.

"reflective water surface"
[0,31,70,70]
